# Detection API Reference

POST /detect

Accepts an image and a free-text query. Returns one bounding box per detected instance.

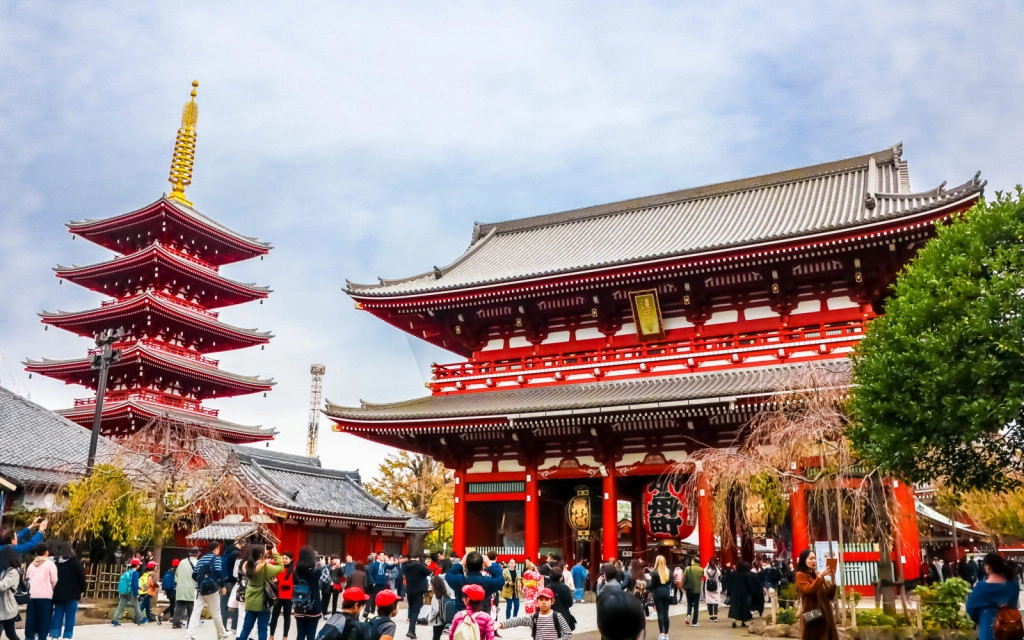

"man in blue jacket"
[0,517,46,560]
[366,552,395,617]
[450,551,504,612]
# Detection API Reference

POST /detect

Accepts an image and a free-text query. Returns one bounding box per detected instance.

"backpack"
[706,570,719,593]
[235,568,249,604]
[318,613,355,640]
[995,606,1024,640]
[452,612,484,640]
[530,612,566,639]
[632,578,648,599]
[194,559,221,596]
[117,569,134,596]
[442,597,458,625]
[293,576,313,614]
[161,568,176,591]
[319,564,333,589]
[365,616,394,640]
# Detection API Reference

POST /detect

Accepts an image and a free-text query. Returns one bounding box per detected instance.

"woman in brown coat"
[794,550,839,640]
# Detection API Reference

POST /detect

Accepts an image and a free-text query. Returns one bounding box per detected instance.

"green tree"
[849,189,1024,491]
[365,451,452,549]
[54,463,155,550]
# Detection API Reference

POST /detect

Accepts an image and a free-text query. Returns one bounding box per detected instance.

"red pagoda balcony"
[90,341,220,367]
[159,242,219,272]
[99,292,220,319]
[73,390,220,417]
[430,318,866,392]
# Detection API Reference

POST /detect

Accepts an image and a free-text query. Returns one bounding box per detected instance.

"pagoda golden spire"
[167,80,199,207]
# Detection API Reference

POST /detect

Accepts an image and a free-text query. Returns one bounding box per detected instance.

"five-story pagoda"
[26,82,276,444]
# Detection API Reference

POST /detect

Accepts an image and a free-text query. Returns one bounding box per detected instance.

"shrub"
[913,578,972,629]
[777,608,797,625]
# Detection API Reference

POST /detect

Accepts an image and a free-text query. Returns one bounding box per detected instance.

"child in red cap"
[370,589,400,640]
[498,588,572,640]
[450,584,495,640]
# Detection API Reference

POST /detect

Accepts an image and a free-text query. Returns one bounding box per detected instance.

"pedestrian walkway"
[66,598,752,640]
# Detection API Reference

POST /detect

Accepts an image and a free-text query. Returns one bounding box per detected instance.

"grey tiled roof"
[186,520,280,544]
[0,385,122,488]
[326,361,849,422]
[347,145,984,297]
[199,439,432,530]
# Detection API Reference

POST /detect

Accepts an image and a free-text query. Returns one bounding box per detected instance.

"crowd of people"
[2,522,1023,640]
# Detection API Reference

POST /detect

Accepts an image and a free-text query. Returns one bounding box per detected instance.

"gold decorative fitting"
[167,80,200,207]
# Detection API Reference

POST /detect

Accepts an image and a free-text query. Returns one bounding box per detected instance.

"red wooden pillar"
[791,480,810,556]
[697,475,715,565]
[892,478,922,582]
[602,462,618,562]
[453,468,467,556]
[525,464,540,561]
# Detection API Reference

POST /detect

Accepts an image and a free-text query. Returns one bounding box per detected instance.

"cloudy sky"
[1,2,1022,479]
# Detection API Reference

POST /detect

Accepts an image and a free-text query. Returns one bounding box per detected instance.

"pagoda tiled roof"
[326,360,849,423]
[197,439,434,530]
[25,342,275,394]
[346,144,984,298]
[56,399,276,442]
[0,385,123,488]
[54,243,271,307]
[68,196,271,265]
[39,292,273,350]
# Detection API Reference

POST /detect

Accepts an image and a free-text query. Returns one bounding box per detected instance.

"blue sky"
[1,2,1022,479]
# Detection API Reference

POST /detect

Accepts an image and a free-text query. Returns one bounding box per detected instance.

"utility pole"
[87,328,123,472]
[307,364,326,458]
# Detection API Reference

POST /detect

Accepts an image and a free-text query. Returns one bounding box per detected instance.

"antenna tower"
[307,364,326,458]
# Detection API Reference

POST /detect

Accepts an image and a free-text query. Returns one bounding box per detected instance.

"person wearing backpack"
[318,586,370,640]
[269,551,294,640]
[449,584,494,640]
[0,545,24,640]
[111,558,145,627]
[174,548,200,628]
[967,552,1022,640]
[220,542,240,631]
[428,574,456,640]
[704,558,723,622]
[369,589,400,640]
[186,541,227,640]
[497,587,572,640]
[235,543,284,640]
[139,560,159,625]
[292,546,325,640]
[161,558,179,623]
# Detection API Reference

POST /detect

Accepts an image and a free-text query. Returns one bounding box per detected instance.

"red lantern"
[642,476,695,540]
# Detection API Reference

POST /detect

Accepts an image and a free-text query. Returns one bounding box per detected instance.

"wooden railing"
[74,390,219,417]
[431,319,865,391]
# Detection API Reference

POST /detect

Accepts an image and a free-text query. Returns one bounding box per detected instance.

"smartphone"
[826,558,838,573]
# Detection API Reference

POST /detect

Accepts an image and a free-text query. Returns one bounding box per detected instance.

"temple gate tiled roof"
[346,144,983,297]
[326,361,849,423]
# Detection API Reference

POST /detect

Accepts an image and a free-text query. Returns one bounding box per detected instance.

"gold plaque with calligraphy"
[629,289,666,342]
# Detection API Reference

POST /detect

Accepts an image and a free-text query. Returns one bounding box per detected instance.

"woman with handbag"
[0,546,23,640]
[235,543,284,640]
[794,550,838,640]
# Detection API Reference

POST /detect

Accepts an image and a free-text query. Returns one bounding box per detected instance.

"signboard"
[629,289,666,342]
[642,476,694,540]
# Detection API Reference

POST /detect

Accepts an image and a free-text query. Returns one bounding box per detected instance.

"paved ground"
[64,598,754,640]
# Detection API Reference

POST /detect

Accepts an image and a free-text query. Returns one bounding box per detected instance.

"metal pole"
[87,329,121,473]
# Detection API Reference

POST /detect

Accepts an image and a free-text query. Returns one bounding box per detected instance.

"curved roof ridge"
[348,228,499,291]
[474,145,900,239]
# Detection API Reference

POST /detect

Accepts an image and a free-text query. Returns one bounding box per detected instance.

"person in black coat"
[404,557,434,639]
[728,562,764,628]
[548,566,576,630]
[51,541,87,639]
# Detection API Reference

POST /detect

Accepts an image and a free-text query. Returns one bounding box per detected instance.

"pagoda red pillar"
[697,476,715,565]
[791,480,810,556]
[892,478,922,582]
[525,464,540,561]
[602,463,618,562]
[453,468,466,556]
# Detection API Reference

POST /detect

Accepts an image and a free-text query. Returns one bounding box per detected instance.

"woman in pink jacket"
[25,542,58,640]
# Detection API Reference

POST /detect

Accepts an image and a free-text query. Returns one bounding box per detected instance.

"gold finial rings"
[191,80,199,98]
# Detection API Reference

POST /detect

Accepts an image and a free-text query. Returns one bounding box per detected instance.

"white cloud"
[1,1,1023,478]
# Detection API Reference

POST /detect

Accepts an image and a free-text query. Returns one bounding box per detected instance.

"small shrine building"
[327,145,984,588]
